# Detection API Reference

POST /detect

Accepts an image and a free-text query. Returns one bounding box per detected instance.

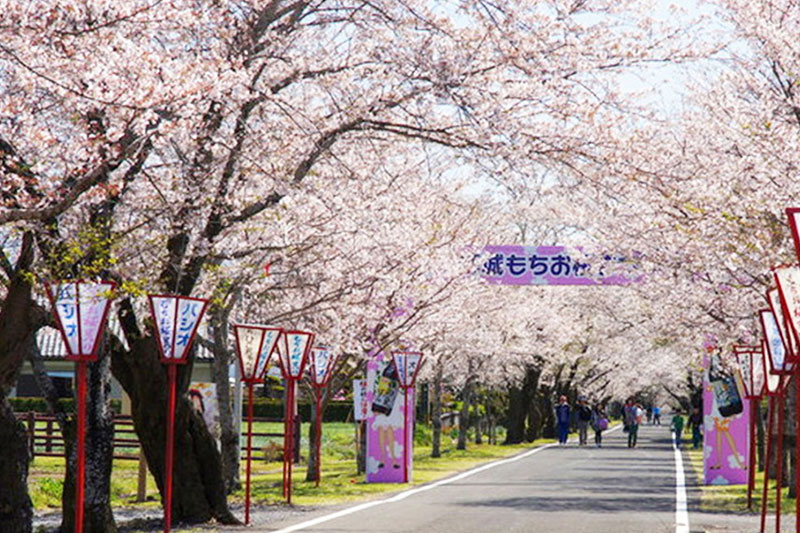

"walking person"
[652,405,661,425]
[624,398,639,448]
[576,396,592,446]
[555,395,571,445]
[671,411,685,448]
[689,406,703,449]
[591,404,608,448]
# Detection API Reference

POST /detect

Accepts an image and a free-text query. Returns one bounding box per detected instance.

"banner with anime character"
[703,354,749,485]
[366,351,414,483]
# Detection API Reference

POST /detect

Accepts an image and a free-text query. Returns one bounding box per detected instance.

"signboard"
[479,245,643,286]
[149,295,208,363]
[310,346,335,386]
[760,309,792,374]
[353,379,369,421]
[703,354,749,485]
[279,331,313,378]
[47,281,115,361]
[774,266,800,360]
[366,353,414,483]
[233,324,281,382]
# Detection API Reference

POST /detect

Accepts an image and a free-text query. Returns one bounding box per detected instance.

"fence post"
[26,411,35,458]
[45,418,53,453]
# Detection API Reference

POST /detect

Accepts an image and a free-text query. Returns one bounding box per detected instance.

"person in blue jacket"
[555,395,571,445]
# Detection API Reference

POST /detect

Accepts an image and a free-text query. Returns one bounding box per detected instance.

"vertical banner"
[703,355,749,485]
[366,353,413,482]
[353,379,369,421]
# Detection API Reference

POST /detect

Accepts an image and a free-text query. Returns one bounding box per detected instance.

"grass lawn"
[29,422,556,511]
[685,444,795,514]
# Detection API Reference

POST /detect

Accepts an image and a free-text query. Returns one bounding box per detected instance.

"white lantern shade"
[277,330,314,379]
[309,345,336,387]
[148,294,208,364]
[732,344,762,398]
[391,351,424,388]
[762,340,783,395]
[760,308,792,375]
[46,280,116,362]
[234,324,281,382]
[773,266,800,361]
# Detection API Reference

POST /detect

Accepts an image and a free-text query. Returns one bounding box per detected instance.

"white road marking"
[672,431,690,533]
[271,424,624,533]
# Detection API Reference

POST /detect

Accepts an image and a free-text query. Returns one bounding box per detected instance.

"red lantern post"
[46,281,116,533]
[308,345,337,487]
[148,294,209,533]
[759,343,786,533]
[233,324,282,524]
[785,207,800,532]
[276,330,315,503]
[391,351,424,483]
[733,343,763,510]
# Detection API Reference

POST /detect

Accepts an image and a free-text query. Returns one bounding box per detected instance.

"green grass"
[686,446,795,514]
[28,422,553,511]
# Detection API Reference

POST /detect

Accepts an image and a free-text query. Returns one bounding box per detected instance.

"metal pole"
[287,380,294,504]
[776,394,785,533]
[282,382,288,498]
[748,397,757,510]
[760,395,775,533]
[245,382,254,525]
[403,386,409,483]
[315,387,322,487]
[164,364,177,533]
[796,371,800,533]
[75,361,87,533]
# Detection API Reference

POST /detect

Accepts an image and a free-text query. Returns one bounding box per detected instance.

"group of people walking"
[555,395,609,447]
[556,395,702,450]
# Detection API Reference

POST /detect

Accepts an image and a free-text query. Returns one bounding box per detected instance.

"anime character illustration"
[371,361,402,470]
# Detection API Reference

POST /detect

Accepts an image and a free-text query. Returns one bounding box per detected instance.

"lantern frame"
[233,323,282,383]
[276,329,315,379]
[148,294,209,365]
[732,344,762,399]
[45,280,117,362]
[391,350,425,389]
[772,266,800,363]
[758,306,794,376]
[309,345,337,387]
[761,339,786,396]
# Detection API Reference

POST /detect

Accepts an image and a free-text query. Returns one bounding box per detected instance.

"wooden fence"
[14,412,298,461]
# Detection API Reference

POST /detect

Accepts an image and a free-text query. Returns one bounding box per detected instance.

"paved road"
[220,424,771,533]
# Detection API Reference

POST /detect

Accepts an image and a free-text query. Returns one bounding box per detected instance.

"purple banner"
[703,355,749,485]
[480,245,643,286]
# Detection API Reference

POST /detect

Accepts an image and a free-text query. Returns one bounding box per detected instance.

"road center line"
[672,431,690,533]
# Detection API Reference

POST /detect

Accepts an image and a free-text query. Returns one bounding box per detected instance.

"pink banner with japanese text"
[703,355,749,485]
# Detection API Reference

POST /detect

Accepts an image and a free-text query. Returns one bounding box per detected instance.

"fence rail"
[14,412,297,461]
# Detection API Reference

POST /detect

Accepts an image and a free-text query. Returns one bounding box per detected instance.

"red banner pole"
[164,364,177,533]
[796,371,800,533]
[403,386,409,483]
[287,380,294,504]
[245,381,255,525]
[75,360,87,533]
[760,395,775,533]
[776,394,785,533]
[282,387,288,499]
[747,397,757,510]
[315,388,322,487]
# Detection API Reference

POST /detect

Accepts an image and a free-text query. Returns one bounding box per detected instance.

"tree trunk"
[209,310,240,494]
[504,385,525,445]
[0,395,32,533]
[523,366,542,442]
[60,349,117,533]
[431,364,443,458]
[111,329,238,526]
[474,413,482,445]
[305,388,324,483]
[0,232,43,533]
[457,379,473,451]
